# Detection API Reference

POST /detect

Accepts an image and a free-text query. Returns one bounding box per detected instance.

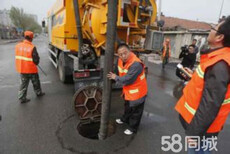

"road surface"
[0,35,229,154]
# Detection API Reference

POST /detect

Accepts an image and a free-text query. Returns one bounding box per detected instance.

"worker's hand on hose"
[107,72,117,80]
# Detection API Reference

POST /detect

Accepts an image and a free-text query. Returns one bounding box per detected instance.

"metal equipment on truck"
[47,0,162,122]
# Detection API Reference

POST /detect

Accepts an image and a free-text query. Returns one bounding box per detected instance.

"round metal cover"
[73,86,102,121]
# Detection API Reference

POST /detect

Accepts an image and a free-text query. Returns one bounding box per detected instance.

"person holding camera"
[176,45,196,81]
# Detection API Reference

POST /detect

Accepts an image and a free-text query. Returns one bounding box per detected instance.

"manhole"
[77,120,116,140]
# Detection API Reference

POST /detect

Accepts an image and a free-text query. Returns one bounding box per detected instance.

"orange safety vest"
[162,44,171,58]
[175,47,230,133]
[15,40,38,73]
[118,52,148,101]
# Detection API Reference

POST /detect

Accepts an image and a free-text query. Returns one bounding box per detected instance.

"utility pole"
[98,0,118,140]
[158,0,162,21]
[218,0,224,22]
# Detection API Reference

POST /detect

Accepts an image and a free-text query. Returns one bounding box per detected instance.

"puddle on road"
[143,111,168,122]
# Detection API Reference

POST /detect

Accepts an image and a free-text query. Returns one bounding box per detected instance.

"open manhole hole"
[74,86,116,139]
[77,120,116,140]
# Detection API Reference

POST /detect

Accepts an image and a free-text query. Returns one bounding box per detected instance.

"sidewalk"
[0,38,22,45]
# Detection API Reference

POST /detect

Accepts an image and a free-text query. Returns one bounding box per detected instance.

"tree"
[9,6,42,33]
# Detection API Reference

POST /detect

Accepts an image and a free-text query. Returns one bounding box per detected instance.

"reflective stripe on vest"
[184,102,196,115]
[129,89,139,94]
[118,66,145,81]
[128,74,145,94]
[222,98,230,105]
[184,98,230,116]
[140,73,145,80]
[196,65,204,79]
[118,66,128,73]
[118,52,148,101]
[15,56,33,62]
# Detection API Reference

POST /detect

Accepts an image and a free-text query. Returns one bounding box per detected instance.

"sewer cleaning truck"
[47,0,162,121]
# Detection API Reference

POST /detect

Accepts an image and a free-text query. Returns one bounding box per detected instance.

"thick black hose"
[73,0,83,66]
[98,0,118,140]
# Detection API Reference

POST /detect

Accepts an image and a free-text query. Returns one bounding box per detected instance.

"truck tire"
[58,52,69,83]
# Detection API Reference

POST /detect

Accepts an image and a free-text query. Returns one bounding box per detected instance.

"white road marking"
[0,81,52,89]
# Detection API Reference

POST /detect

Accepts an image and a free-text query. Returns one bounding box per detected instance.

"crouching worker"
[107,43,148,135]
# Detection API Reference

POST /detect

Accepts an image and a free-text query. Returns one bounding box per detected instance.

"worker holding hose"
[107,43,147,135]
[15,31,45,103]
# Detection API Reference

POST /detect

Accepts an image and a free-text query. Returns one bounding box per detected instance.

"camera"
[180,45,189,52]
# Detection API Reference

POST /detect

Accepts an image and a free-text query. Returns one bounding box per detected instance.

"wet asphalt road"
[0,35,229,154]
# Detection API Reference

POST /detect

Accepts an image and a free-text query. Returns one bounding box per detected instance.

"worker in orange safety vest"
[107,43,147,135]
[175,16,230,153]
[162,38,171,69]
[15,31,45,103]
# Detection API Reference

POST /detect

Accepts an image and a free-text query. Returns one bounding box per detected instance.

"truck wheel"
[58,52,68,83]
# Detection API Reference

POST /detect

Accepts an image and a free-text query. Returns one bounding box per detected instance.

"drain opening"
[77,120,116,140]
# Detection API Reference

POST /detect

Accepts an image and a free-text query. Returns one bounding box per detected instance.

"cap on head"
[24,31,34,39]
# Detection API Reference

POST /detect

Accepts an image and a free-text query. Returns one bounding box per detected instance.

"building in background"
[0,9,14,27]
[161,16,211,59]
[0,9,15,39]
[161,16,211,31]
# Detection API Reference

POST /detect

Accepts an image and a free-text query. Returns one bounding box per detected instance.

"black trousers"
[121,100,145,133]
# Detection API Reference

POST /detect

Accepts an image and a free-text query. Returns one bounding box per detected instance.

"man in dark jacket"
[176,45,196,81]
[191,39,199,54]
[175,16,230,153]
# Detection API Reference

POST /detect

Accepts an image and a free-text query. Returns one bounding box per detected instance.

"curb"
[0,39,22,45]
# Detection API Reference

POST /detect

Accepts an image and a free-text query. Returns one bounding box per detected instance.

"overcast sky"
[0,0,229,24]
[160,0,229,23]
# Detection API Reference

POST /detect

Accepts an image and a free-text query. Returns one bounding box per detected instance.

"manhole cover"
[73,86,102,121]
